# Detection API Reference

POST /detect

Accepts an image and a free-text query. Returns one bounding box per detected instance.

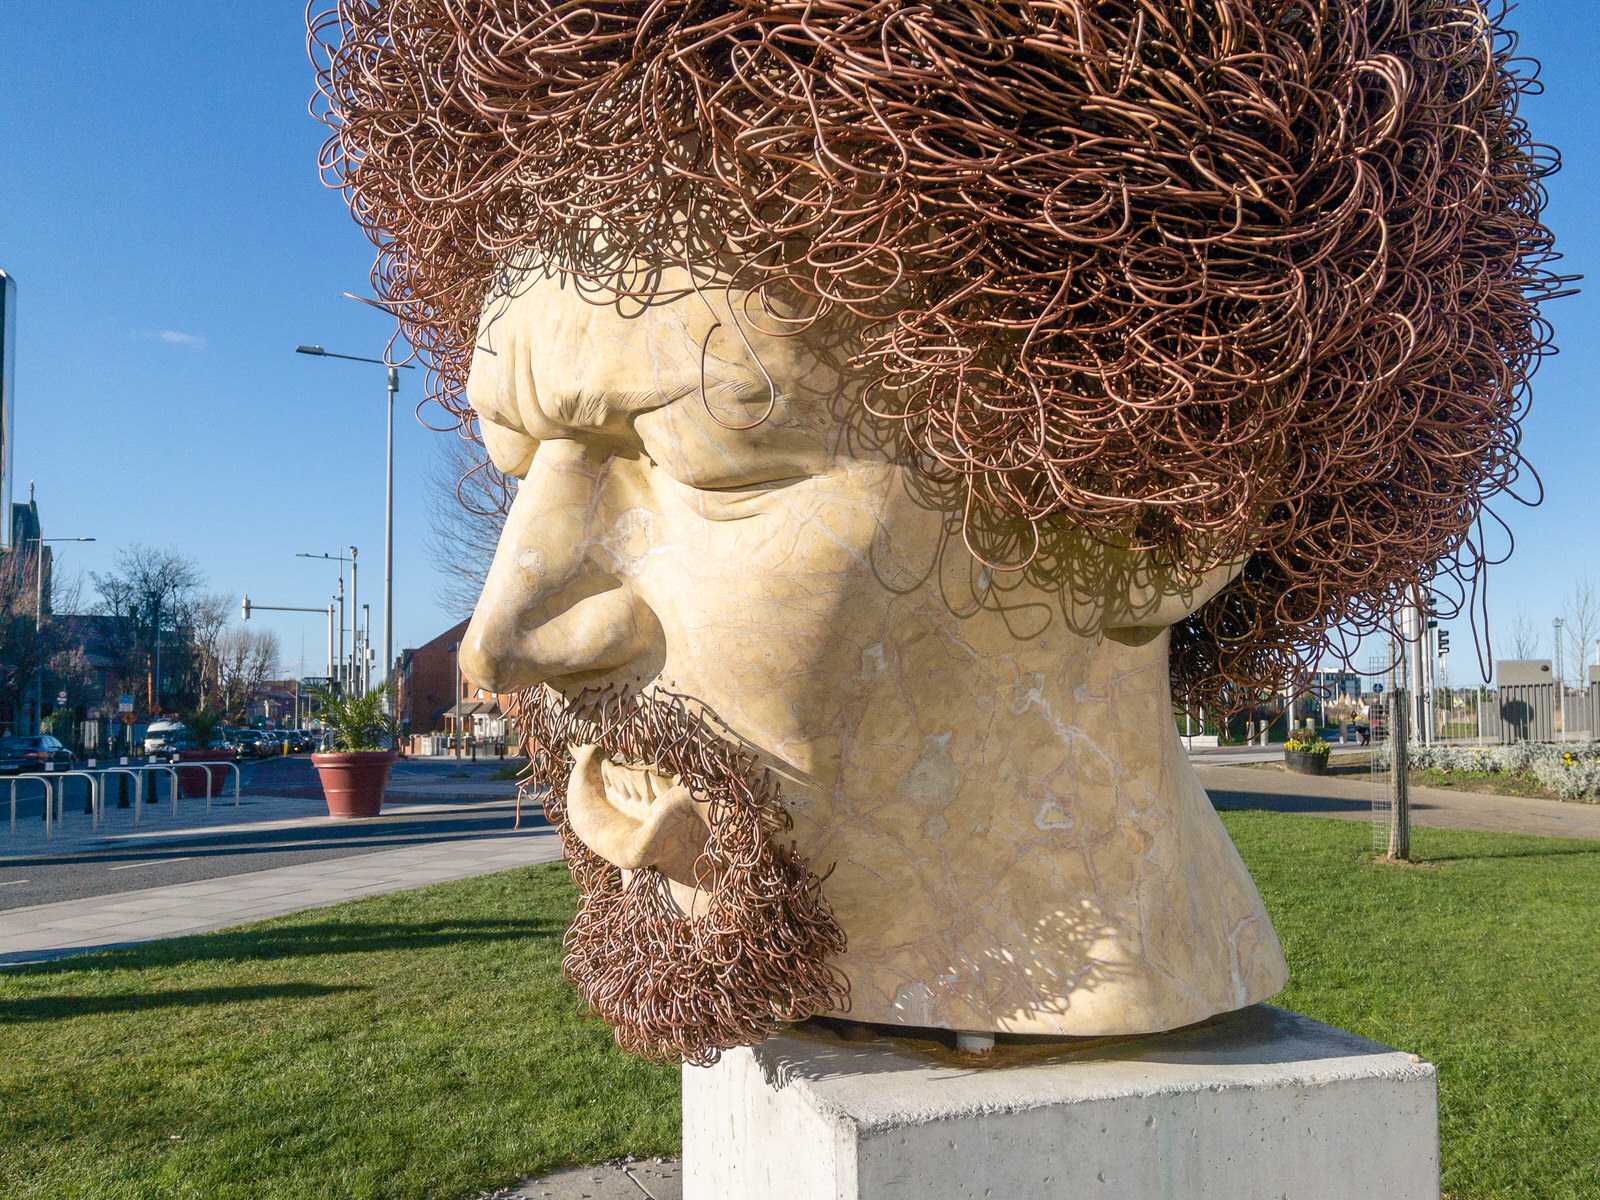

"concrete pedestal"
[683,1005,1438,1200]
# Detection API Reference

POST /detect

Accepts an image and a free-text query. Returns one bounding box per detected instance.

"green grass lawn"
[2,815,1597,1199]
[0,868,678,1200]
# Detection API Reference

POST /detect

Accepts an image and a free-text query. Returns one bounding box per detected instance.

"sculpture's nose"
[459,440,661,693]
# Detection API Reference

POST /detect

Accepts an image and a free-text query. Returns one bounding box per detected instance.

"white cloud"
[133,329,206,350]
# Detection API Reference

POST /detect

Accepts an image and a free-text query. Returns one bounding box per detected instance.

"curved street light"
[295,345,415,705]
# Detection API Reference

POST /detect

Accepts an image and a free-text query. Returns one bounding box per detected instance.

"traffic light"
[1437,629,1450,655]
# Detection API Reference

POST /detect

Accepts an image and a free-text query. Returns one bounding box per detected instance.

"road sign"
[1373,683,1384,694]
[118,694,134,713]
[56,691,67,706]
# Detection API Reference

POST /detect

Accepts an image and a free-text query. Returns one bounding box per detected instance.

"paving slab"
[484,1159,681,1200]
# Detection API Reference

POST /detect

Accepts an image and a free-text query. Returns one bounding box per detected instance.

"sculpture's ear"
[1099,552,1250,644]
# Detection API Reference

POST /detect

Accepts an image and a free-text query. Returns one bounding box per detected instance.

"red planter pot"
[312,750,397,818]
[175,749,238,799]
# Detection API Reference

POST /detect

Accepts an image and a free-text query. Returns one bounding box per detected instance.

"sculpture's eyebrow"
[543,387,681,430]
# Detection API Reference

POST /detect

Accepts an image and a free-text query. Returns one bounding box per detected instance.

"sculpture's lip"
[565,744,713,890]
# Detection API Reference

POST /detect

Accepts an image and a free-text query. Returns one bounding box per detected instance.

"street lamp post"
[296,345,413,702]
[242,596,338,693]
[350,546,360,693]
[28,535,94,734]
[297,551,351,689]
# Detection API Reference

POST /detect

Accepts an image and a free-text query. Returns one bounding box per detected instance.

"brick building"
[395,618,510,747]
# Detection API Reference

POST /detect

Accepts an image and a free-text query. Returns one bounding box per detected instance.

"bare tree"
[427,434,509,621]
[1507,610,1542,660]
[216,628,281,721]
[0,548,88,734]
[91,546,204,715]
[1562,578,1600,685]
[184,593,233,706]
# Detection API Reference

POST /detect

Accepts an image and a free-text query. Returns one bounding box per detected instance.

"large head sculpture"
[314,0,1565,1062]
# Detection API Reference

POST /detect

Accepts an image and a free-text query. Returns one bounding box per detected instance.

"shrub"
[1373,740,1600,801]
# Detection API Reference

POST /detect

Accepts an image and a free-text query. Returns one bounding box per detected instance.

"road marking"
[109,857,192,872]
[0,879,29,887]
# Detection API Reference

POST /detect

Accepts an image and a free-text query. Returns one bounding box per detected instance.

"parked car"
[144,720,187,755]
[0,735,74,774]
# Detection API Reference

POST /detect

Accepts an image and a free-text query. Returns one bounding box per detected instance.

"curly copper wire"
[505,684,849,1066]
[311,1,1571,709]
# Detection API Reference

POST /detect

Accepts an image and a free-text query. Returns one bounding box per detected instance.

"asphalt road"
[0,757,544,912]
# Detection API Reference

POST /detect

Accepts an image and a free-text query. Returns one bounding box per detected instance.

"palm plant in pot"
[310,682,396,818]
[175,706,235,800]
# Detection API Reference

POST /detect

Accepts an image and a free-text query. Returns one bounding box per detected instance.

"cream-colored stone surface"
[460,267,1288,1036]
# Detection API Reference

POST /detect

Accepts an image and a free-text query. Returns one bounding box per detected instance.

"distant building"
[0,489,51,735]
[395,618,508,744]
[249,680,307,727]
[1308,669,1363,703]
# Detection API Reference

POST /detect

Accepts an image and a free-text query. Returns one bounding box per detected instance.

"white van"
[143,720,187,755]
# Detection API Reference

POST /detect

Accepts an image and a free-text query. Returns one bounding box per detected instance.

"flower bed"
[1375,740,1600,802]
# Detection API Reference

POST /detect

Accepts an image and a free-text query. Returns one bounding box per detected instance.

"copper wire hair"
[312,0,1569,709]
[506,684,849,1065]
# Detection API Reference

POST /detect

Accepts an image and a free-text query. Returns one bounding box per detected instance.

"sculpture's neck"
[800,614,1285,1036]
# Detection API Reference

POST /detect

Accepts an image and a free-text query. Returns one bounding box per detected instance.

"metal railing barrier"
[171,760,243,812]
[50,771,102,830]
[130,765,181,823]
[8,775,54,837]
[97,767,147,813]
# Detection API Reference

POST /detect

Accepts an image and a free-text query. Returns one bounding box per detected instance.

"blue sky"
[1,2,1597,685]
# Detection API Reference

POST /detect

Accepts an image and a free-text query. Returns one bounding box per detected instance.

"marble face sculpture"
[460,268,1286,1042]
[316,0,1564,1061]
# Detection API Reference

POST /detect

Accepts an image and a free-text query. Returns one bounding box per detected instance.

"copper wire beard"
[312,1,1572,711]
[506,684,849,1066]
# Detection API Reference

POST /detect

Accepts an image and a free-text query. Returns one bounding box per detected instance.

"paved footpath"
[483,1159,681,1200]
[0,822,562,965]
[1196,762,1600,840]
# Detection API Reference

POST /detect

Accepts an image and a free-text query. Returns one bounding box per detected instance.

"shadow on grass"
[1420,841,1600,864]
[5,917,565,977]
[0,981,362,1023]
[1211,791,1371,814]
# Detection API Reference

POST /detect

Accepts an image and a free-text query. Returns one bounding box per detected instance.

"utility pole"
[33,541,44,734]
[151,595,161,718]
[1399,591,1429,747]
[385,365,397,703]
[451,641,462,762]
[1439,632,1450,738]
[1553,618,1566,741]
[350,546,360,695]
[297,551,351,691]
